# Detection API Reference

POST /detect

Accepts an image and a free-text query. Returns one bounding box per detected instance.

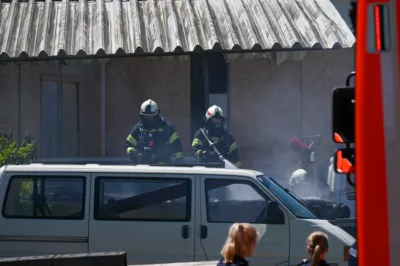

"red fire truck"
[332,1,400,265]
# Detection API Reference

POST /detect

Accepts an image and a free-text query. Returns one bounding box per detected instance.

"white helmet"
[205,105,226,129]
[289,169,307,185]
[140,99,159,116]
[139,99,161,128]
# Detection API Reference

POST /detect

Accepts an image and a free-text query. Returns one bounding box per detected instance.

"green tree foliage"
[0,129,37,167]
[0,129,37,199]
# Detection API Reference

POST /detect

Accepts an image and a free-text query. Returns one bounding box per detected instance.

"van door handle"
[181,225,189,239]
[201,225,208,239]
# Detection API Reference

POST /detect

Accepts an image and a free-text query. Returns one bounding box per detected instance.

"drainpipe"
[16,62,22,147]
[99,59,109,157]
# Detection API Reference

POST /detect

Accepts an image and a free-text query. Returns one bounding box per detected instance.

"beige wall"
[230,48,355,175]
[0,60,102,157]
[0,49,353,169]
[0,56,190,158]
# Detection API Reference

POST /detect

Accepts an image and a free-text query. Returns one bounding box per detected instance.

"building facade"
[0,48,354,174]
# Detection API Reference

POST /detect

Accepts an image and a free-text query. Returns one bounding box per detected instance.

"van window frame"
[2,175,87,220]
[93,176,192,222]
[204,178,281,224]
[256,175,317,219]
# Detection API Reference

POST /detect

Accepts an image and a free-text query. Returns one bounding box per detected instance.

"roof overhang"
[0,0,355,62]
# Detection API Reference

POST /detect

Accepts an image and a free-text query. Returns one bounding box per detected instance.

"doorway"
[41,81,80,158]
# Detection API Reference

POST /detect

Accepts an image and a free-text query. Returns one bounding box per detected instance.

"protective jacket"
[191,128,242,168]
[216,256,249,266]
[125,118,184,164]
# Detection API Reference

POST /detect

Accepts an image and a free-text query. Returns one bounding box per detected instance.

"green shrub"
[0,130,37,214]
[0,130,37,206]
[0,129,37,167]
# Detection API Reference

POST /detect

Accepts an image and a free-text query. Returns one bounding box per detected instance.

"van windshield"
[256,175,317,219]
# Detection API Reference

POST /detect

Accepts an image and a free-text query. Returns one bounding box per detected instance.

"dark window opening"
[204,178,276,224]
[94,177,191,222]
[207,53,228,94]
[190,53,228,137]
[3,176,86,220]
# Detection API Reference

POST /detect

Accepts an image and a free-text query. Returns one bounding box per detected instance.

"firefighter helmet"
[139,99,161,128]
[140,99,160,116]
[205,105,226,129]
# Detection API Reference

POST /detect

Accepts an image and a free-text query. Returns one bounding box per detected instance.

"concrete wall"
[0,56,190,158]
[0,49,353,172]
[230,48,355,176]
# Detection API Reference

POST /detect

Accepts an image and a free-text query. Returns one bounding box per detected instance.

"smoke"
[249,141,304,180]
[215,159,263,200]
[223,159,236,169]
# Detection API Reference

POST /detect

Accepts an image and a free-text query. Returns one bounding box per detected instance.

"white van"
[0,164,354,266]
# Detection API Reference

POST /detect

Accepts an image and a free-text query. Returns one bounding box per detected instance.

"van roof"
[3,164,263,177]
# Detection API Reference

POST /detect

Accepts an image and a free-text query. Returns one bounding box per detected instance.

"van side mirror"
[334,148,355,174]
[265,201,285,224]
[332,87,355,144]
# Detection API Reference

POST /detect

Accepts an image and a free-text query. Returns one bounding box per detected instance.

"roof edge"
[0,42,356,63]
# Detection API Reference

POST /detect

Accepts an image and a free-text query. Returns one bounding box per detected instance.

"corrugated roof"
[0,0,355,60]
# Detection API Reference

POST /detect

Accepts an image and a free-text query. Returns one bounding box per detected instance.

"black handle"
[345,71,356,86]
[201,225,208,239]
[181,225,189,239]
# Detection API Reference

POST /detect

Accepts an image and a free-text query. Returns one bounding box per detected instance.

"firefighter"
[125,99,184,165]
[191,105,242,168]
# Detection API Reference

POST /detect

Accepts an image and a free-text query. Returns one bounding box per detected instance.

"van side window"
[205,179,272,223]
[94,178,191,222]
[2,176,85,219]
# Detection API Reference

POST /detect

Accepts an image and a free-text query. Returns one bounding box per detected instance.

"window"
[205,179,272,223]
[256,175,316,219]
[94,178,191,222]
[2,176,86,219]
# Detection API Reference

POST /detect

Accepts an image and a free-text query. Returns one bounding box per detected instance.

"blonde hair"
[220,223,259,263]
[307,231,329,266]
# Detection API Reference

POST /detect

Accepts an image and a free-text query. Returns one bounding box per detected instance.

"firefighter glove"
[129,150,142,162]
[201,150,215,160]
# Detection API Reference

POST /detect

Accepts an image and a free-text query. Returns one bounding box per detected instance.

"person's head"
[205,105,226,133]
[139,99,161,128]
[220,223,259,263]
[306,231,329,266]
